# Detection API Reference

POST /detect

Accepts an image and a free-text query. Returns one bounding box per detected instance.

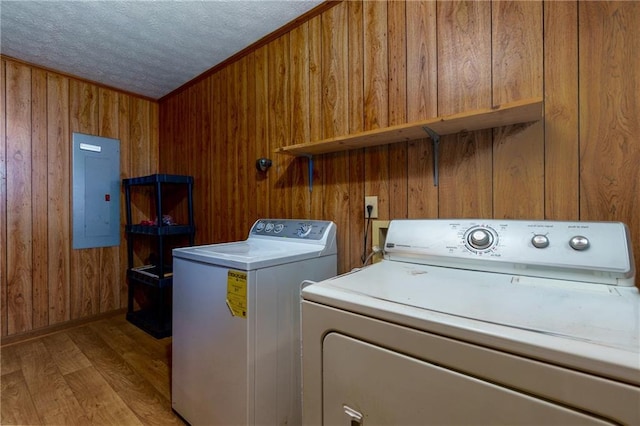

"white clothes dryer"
[172,219,337,426]
[302,219,639,425]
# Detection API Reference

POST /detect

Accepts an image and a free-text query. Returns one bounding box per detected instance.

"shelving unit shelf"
[123,173,195,338]
[126,224,194,236]
[275,97,543,188]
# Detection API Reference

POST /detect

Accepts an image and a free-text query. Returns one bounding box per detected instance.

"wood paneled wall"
[159,0,639,278]
[1,1,637,338]
[1,58,158,338]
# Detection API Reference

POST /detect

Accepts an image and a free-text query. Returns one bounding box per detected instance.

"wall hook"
[256,158,272,172]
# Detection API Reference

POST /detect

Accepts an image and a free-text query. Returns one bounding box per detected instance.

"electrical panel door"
[72,133,120,249]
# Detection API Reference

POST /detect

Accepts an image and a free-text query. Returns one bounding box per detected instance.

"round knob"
[569,236,590,251]
[531,234,549,248]
[298,224,312,237]
[469,229,492,249]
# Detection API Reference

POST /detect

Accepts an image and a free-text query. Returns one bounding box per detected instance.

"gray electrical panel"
[72,133,120,249]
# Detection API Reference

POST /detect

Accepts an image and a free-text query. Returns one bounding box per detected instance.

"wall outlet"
[365,196,378,218]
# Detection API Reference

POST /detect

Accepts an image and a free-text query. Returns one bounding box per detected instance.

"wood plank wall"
[1,58,158,338]
[159,0,639,278]
[2,0,637,338]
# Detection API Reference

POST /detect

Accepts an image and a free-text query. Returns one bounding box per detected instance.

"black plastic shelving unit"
[123,173,195,338]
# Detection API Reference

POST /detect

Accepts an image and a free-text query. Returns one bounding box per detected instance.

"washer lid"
[173,239,331,270]
[302,261,640,383]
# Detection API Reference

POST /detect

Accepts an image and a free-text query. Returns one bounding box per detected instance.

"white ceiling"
[0,0,324,99]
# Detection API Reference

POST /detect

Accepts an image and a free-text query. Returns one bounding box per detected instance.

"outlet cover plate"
[365,196,378,218]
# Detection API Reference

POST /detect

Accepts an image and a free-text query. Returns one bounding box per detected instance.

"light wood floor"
[1,314,186,425]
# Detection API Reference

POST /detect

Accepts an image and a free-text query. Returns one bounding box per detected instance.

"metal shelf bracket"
[422,126,441,186]
[304,128,439,190]
[306,155,314,192]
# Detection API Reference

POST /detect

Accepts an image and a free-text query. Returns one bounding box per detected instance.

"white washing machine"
[302,219,639,425]
[172,219,337,426]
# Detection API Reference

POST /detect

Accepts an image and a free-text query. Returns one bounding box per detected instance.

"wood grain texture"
[159,0,560,262]
[1,58,158,338]
[99,87,120,314]
[387,0,408,220]
[3,1,639,338]
[215,67,230,242]
[1,370,42,425]
[579,1,640,276]
[67,324,181,425]
[131,98,157,177]
[321,2,351,273]
[47,72,71,326]
[347,0,366,268]
[31,69,49,329]
[117,93,131,308]
[544,1,578,220]
[0,59,6,337]
[290,22,312,219]
[363,0,390,230]
[197,77,214,242]
[166,1,635,280]
[406,0,438,218]
[492,0,544,219]
[363,0,389,132]
[129,96,160,270]
[253,48,271,222]
[1,315,184,425]
[438,0,493,218]
[275,98,543,156]
[41,331,92,375]
[6,61,33,335]
[227,62,241,236]
[1,1,633,322]
[308,15,325,220]
[15,340,90,424]
[242,55,259,227]
[406,1,437,123]
[66,366,144,425]
[70,80,100,320]
[238,56,252,229]
[89,320,171,401]
[269,35,293,221]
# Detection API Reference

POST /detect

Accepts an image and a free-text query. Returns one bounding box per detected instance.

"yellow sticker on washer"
[226,270,247,318]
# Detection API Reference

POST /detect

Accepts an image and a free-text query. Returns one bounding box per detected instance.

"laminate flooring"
[1,314,186,425]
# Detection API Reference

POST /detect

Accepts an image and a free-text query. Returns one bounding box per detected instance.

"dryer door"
[322,333,613,425]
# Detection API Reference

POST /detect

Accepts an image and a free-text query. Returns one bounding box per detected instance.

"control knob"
[531,234,549,248]
[569,235,590,251]
[297,223,312,237]
[468,229,492,249]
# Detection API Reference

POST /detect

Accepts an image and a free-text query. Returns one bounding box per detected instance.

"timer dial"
[464,226,497,251]
[467,229,493,250]
[469,230,491,248]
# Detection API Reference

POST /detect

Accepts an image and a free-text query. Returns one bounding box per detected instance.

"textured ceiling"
[0,0,324,99]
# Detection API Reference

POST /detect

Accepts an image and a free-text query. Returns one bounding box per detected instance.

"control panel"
[384,219,635,286]
[250,219,334,241]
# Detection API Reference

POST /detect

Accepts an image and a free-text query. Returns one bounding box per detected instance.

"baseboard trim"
[1,308,127,347]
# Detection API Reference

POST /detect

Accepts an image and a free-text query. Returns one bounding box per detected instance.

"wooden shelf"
[276,97,543,157]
